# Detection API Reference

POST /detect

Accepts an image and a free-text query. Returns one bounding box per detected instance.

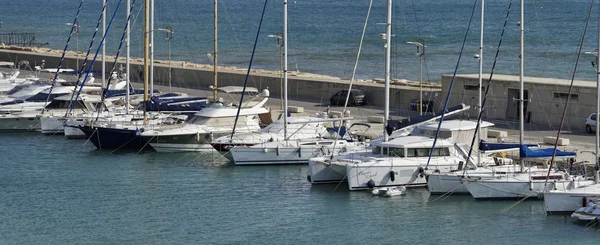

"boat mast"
[477,0,484,166]
[594,4,600,184]
[102,0,106,88]
[283,0,289,140]
[143,0,149,123]
[213,0,219,102]
[150,0,154,97]
[519,0,525,172]
[125,0,131,114]
[383,0,391,142]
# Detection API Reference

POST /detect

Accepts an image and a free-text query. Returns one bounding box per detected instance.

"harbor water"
[0,133,597,244]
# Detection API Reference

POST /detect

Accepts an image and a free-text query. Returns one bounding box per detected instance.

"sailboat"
[543,6,600,213]
[210,0,370,165]
[307,0,492,190]
[461,0,595,200]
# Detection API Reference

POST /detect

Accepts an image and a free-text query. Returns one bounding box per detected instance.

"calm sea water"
[2,1,600,243]
[1,133,598,244]
[1,0,599,82]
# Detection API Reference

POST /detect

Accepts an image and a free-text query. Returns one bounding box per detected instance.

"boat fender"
[263,148,268,153]
[299,148,302,158]
[367,179,376,189]
[390,171,396,182]
[276,146,280,156]
[306,175,312,182]
[583,197,588,207]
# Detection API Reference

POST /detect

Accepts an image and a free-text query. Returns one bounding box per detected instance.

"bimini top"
[217,86,259,94]
[417,120,494,132]
[373,135,454,148]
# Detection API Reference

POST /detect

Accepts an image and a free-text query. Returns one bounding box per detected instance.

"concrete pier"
[0,47,439,114]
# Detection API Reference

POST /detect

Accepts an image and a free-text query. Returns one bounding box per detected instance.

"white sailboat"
[462,1,595,200]
[543,6,600,213]
[215,0,369,165]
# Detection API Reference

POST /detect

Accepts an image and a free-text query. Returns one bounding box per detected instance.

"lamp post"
[407,39,425,115]
[66,22,80,72]
[158,27,173,92]
[268,33,283,109]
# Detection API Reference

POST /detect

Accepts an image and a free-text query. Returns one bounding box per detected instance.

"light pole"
[158,27,173,92]
[66,22,80,72]
[407,39,425,115]
[268,33,283,109]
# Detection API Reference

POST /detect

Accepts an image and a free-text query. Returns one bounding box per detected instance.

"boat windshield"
[26,93,69,102]
[45,100,86,109]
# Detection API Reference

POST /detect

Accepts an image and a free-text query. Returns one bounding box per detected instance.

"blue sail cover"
[519,145,575,158]
[480,140,538,152]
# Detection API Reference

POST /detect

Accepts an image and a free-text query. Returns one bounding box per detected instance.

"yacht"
[308,120,493,189]
[139,88,270,152]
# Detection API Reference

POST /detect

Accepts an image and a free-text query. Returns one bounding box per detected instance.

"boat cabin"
[370,135,454,158]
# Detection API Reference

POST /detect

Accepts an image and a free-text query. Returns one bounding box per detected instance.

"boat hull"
[229,146,321,165]
[345,159,459,191]
[40,116,65,135]
[544,184,600,214]
[426,173,470,195]
[0,115,40,131]
[78,126,152,150]
[463,179,594,200]
[64,125,86,139]
[145,132,229,152]
[307,156,347,184]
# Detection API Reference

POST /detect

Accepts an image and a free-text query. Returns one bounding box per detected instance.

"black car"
[330,89,366,106]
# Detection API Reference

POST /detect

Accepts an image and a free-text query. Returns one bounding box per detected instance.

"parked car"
[330,89,366,106]
[586,113,597,133]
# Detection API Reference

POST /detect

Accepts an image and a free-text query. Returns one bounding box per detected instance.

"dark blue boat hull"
[77,126,153,151]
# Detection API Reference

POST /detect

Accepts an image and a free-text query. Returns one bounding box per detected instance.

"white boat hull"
[464,179,595,200]
[230,146,323,165]
[544,184,600,214]
[307,156,348,184]
[345,158,460,191]
[64,125,86,139]
[40,116,65,135]
[151,143,216,152]
[426,172,470,195]
[0,115,40,131]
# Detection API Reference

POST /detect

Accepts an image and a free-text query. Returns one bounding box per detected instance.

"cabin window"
[388,147,405,157]
[464,85,484,91]
[372,146,389,155]
[405,148,451,157]
[553,92,578,100]
[531,175,563,180]
[372,146,381,154]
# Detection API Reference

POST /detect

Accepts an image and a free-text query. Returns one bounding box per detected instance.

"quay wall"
[0,49,435,116]
[442,74,595,132]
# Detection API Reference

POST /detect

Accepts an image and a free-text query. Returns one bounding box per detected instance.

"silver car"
[586,113,597,133]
